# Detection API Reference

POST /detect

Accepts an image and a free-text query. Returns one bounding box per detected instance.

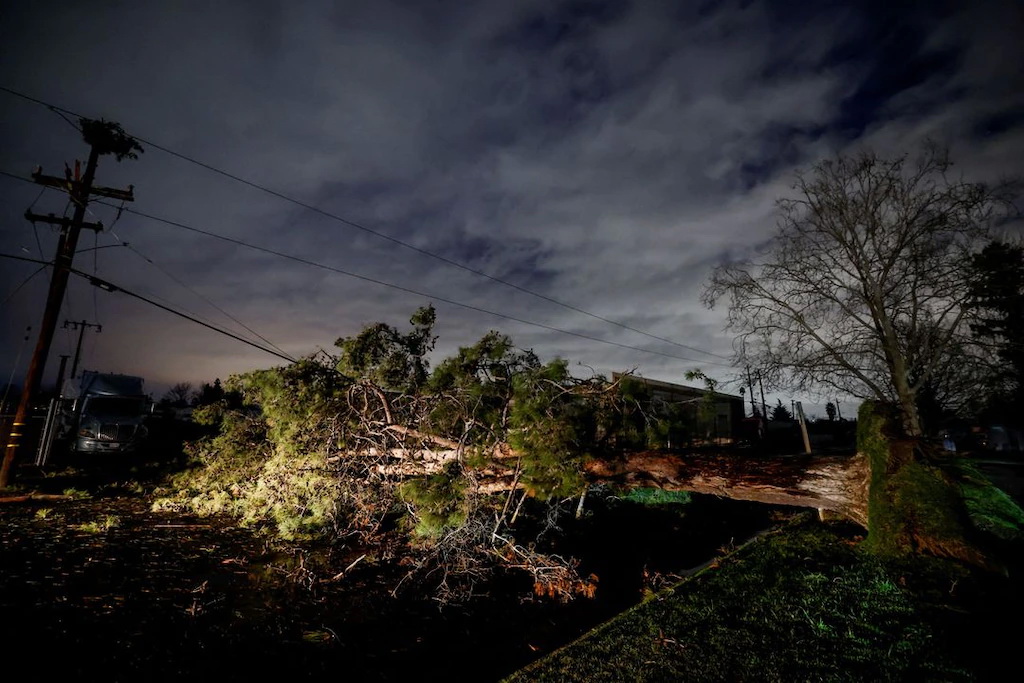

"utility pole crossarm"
[88,184,135,202]
[30,169,135,202]
[24,210,103,232]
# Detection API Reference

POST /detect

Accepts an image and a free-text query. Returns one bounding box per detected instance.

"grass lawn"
[507,514,1021,682]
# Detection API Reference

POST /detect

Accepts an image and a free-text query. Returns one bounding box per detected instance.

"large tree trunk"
[857,402,990,566]
[584,451,869,527]
[366,443,870,526]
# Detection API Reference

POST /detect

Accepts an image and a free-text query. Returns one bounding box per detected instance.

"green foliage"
[426,330,539,445]
[160,309,645,556]
[155,359,354,540]
[336,305,436,392]
[241,358,350,454]
[75,515,121,534]
[508,359,591,499]
[154,405,269,518]
[240,450,347,540]
[399,464,470,539]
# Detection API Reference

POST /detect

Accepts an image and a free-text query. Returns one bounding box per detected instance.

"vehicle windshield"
[84,397,144,418]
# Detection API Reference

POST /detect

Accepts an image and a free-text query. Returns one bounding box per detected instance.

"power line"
[0,85,731,361]
[0,253,74,353]
[1,252,292,360]
[0,264,47,309]
[104,204,733,366]
[70,266,297,364]
[1,173,732,367]
[9,159,728,367]
[91,230,100,328]
[1,255,296,363]
[112,234,291,358]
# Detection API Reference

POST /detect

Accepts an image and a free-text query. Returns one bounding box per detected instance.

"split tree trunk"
[584,451,869,527]
[364,443,870,527]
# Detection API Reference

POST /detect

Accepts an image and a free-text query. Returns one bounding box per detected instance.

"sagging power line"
[3,171,734,366]
[71,267,298,364]
[109,234,291,359]
[0,254,297,364]
[4,168,737,370]
[3,169,735,366]
[103,203,734,367]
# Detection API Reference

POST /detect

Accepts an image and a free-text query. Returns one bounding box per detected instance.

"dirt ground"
[0,459,782,682]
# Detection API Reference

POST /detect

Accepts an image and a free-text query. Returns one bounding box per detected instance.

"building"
[612,373,745,446]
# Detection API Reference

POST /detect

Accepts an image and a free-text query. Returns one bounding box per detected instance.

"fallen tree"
[157,306,1022,601]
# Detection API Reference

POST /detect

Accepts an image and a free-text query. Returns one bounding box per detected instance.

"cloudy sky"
[1,0,1022,409]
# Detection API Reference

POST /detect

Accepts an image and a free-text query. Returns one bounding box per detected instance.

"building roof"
[612,372,743,402]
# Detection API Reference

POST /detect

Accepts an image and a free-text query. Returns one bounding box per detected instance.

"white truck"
[61,371,150,453]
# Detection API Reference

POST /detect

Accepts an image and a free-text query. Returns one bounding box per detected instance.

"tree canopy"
[705,146,1015,436]
[969,240,1024,421]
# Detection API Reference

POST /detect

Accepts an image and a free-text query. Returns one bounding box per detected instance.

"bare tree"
[705,146,1013,436]
[163,382,193,408]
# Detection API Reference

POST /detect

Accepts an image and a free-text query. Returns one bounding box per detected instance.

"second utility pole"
[0,119,141,488]
[64,319,102,380]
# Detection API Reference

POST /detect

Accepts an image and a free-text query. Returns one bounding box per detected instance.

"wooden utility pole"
[0,119,141,488]
[795,401,812,454]
[758,373,768,419]
[64,319,102,380]
[745,366,758,417]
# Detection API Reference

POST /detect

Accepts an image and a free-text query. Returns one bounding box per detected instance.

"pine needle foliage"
[158,307,683,594]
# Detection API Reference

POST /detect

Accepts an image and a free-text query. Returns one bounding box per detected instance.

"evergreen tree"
[771,399,792,421]
[970,240,1024,424]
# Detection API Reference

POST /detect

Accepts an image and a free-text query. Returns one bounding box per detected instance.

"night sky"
[1,1,1022,407]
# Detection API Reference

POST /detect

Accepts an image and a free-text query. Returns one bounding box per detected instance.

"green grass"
[953,460,1024,544]
[506,516,995,682]
[618,488,692,506]
[74,515,121,534]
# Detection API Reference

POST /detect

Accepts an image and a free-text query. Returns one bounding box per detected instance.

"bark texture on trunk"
[584,452,869,527]
[356,444,871,526]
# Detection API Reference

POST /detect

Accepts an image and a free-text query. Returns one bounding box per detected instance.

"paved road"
[975,458,1024,505]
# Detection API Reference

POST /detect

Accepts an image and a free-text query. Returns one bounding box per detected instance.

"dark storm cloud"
[1,0,1021,401]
